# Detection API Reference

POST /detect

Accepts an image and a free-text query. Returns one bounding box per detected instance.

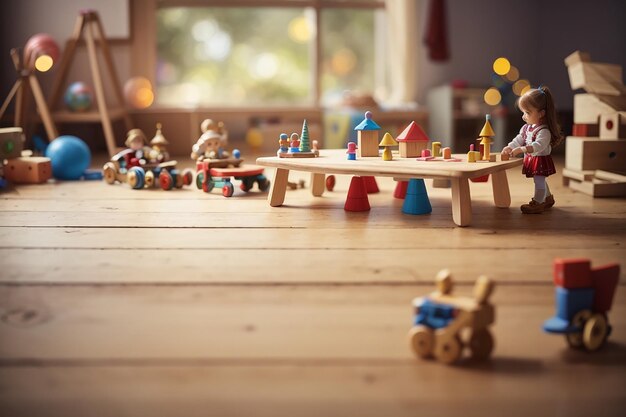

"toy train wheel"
[408,325,434,358]
[222,182,234,197]
[257,175,270,192]
[326,175,336,191]
[182,169,194,186]
[159,170,174,190]
[103,163,117,184]
[565,310,592,349]
[468,329,494,360]
[128,167,145,189]
[175,171,185,188]
[583,313,609,351]
[196,172,204,190]
[145,170,155,188]
[240,178,253,192]
[434,335,462,365]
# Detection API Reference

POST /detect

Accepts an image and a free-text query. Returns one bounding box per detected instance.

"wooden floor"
[0,155,625,416]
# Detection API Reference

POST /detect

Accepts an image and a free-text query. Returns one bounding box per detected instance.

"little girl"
[502,86,562,214]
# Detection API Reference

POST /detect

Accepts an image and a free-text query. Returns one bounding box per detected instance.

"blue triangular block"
[402,179,432,215]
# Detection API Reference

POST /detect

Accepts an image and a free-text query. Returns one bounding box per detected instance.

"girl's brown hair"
[517,86,563,147]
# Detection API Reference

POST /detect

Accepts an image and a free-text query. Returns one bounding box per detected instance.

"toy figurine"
[278,133,289,154]
[289,133,300,153]
[192,119,230,161]
[379,132,397,161]
[501,86,563,214]
[149,123,170,163]
[408,270,495,365]
[346,142,357,160]
[123,128,150,168]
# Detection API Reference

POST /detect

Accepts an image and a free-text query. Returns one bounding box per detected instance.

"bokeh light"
[34,55,53,72]
[505,65,519,82]
[493,57,511,76]
[252,53,279,79]
[124,77,155,109]
[484,87,502,106]
[288,16,312,43]
[331,48,357,76]
[512,79,530,96]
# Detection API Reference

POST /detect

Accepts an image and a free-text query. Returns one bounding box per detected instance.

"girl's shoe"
[544,194,555,209]
[521,199,549,214]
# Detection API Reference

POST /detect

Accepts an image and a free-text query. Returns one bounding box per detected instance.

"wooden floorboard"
[0,157,625,416]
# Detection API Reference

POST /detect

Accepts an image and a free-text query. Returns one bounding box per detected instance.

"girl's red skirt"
[522,155,556,177]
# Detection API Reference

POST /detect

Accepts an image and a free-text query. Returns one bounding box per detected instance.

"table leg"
[311,173,325,197]
[269,168,289,207]
[451,178,472,227]
[491,170,511,208]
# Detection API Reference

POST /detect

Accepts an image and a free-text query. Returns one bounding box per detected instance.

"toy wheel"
[103,163,117,184]
[326,175,336,191]
[128,167,145,189]
[196,172,204,189]
[434,335,462,365]
[257,175,270,192]
[565,310,592,349]
[240,178,253,192]
[159,170,174,190]
[175,172,185,188]
[408,325,434,358]
[468,329,494,360]
[222,182,234,197]
[182,169,194,186]
[145,170,155,188]
[583,313,609,351]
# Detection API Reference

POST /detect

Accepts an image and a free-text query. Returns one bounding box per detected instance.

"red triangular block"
[394,181,408,199]
[363,176,379,193]
[345,176,371,211]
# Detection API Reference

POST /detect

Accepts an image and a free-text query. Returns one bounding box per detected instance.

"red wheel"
[182,169,194,186]
[159,170,174,190]
[222,182,234,197]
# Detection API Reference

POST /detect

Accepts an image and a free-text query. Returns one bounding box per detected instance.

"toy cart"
[196,159,269,197]
[543,259,619,351]
[408,270,496,365]
[103,149,193,190]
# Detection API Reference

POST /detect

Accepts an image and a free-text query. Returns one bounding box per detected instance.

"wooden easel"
[48,10,132,156]
[0,48,59,141]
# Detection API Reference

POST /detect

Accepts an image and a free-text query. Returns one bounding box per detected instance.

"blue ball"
[45,135,91,180]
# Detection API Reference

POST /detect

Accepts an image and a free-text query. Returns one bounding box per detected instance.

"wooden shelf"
[52,108,128,123]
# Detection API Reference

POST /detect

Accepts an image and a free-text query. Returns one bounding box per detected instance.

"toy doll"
[123,128,150,168]
[501,86,562,214]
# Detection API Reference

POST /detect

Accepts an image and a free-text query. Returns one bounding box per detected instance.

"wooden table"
[257,149,523,227]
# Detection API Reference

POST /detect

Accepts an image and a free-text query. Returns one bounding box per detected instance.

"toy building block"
[478,115,495,161]
[280,120,318,158]
[573,94,626,124]
[3,156,51,183]
[565,51,625,96]
[394,180,408,199]
[544,258,620,351]
[0,127,25,159]
[565,137,626,171]
[363,176,379,193]
[572,123,600,137]
[467,144,477,162]
[325,175,335,191]
[408,271,496,364]
[402,178,432,215]
[396,121,429,158]
[344,176,370,212]
[354,111,380,157]
[431,142,441,157]
[416,149,434,161]
[599,112,626,139]
[379,132,397,161]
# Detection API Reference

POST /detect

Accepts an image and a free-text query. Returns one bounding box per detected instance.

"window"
[156,1,386,108]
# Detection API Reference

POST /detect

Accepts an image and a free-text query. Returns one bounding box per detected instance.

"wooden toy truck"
[408,270,495,364]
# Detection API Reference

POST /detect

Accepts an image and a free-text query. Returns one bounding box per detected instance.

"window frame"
[131,0,385,110]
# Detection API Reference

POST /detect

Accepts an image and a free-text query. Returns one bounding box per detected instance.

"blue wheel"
[128,166,145,189]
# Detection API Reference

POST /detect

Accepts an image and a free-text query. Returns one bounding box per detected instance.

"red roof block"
[396,121,429,142]
[553,258,592,288]
[591,263,620,313]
